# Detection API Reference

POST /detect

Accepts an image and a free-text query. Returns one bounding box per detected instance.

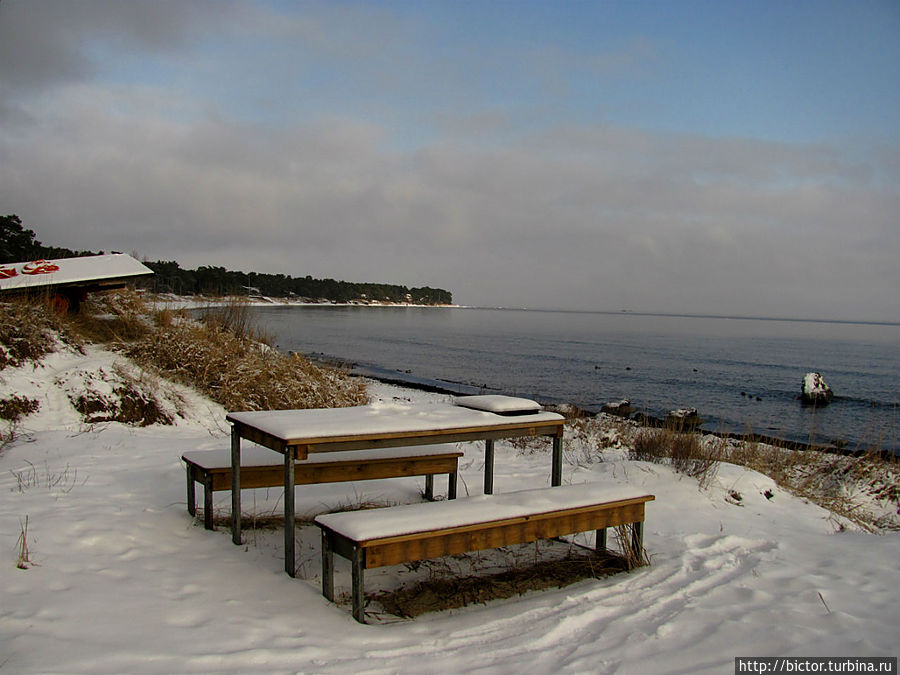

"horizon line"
[458,306,900,328]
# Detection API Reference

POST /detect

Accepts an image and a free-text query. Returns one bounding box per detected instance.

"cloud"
[0,0,233,92]
[4,79,897,322]
[0,2,897,321]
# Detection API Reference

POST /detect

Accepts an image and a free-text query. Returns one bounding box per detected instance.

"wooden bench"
[183,444,463,530]
[315,484,655,623]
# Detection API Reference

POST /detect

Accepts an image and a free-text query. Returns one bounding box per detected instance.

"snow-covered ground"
[1,340,897,673]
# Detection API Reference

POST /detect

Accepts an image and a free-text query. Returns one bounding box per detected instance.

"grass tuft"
[198,298,267,343]
[0,395,40,422]
[16,516,33,570]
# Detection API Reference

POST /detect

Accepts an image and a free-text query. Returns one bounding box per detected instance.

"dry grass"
[70,289,154,343]
[1,290,366,435]
[0,298,84,371]
[197,299,266,343]
[629,426,723,488]
[0,395,40,422]
[125,307,367,412]
[66,365,175,427]
[372,545,637,620]
[613,524,651,568]
[16,516,33,570]
[0,299,79,447]
[9,460,83,494]
[0,395,41,449]
[567,412,899,531]
[724,439,900,532]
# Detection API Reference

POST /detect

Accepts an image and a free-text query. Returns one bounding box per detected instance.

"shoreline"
[351,368,894,459]
[172,294,898,458]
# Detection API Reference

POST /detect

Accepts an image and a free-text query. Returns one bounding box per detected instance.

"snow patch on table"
[227,401,563,441]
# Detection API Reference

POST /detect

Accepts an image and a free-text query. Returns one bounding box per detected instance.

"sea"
[249,305,900,454]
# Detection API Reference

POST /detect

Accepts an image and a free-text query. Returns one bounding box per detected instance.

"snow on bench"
[182,444,463,530]
[315,484,655,623]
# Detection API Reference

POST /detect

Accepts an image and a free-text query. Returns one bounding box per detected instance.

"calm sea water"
[251,306,900,453]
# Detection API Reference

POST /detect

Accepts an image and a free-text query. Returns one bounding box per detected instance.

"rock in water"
[801,372,834,405]
[601,399,634,417]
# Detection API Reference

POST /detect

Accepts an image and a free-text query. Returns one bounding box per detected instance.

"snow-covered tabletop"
[226,399,564,444]
[227,397,567,571]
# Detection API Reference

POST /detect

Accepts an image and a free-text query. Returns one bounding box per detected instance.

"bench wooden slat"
[354,496,653,549]
[363,500,649,568]
[184,445,463,530]
[204,455,461,491]
[316,486,655,623]
[183,443,463,469]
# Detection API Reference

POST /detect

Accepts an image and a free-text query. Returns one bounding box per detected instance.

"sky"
[1,0,898,321]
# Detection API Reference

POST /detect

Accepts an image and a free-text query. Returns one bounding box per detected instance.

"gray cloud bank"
[1,1,897,322]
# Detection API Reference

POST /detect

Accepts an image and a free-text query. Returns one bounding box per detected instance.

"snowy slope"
[1,343,897,673]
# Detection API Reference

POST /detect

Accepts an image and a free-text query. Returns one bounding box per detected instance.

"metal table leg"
[284,449,296,576]
[484,439,494,495]
[231,427,241,545]
[551,435,563,487]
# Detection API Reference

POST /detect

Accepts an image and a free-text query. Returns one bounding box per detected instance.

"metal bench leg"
[424,474,434,501]
[448,470,458,500]
[203,474,214,530]
[595,528,607,553]
[321,530,334,602]
[351,547,366,624]
[484,439,494,495]
[186,468,196,517]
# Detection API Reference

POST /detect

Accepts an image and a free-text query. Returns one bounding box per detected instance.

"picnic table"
[225,395,566,576]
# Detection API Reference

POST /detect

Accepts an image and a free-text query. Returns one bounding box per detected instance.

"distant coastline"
[168,294,900,327]
[152,292,458,310]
